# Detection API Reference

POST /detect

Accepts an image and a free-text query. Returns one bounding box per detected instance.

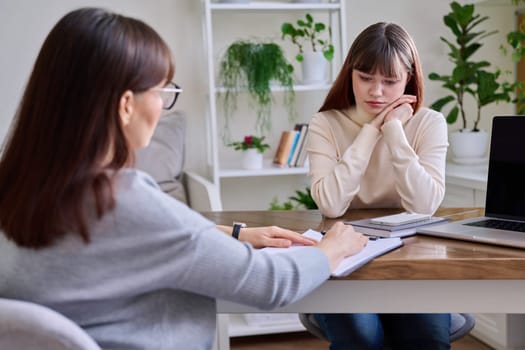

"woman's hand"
[316,222,368,272]
[240,226,318,248]
[370,95,416,130]
[217,225,317,248]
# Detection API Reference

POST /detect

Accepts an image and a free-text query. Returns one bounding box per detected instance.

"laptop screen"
[485,116,525,220]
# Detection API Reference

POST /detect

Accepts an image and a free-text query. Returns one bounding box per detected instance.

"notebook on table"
[418,116,525,248]
[263,229,402,277]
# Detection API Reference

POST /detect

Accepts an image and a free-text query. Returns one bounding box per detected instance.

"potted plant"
[281,13,334,84]
[428,1,512,161]
[218,40,295,137]
[227,135,270,170]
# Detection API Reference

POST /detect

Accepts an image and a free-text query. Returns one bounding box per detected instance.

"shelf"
[211,2,341,11]
[215,82,332,93]
[228,314,305,337]
[445,161,488,191]
[219,159,308,178]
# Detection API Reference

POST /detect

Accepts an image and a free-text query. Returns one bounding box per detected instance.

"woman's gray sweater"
[0,169,330,349]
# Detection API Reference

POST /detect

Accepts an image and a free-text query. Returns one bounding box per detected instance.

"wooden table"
[203,208,525,349]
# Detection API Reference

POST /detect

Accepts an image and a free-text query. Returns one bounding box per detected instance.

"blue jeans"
[314,313,451,350]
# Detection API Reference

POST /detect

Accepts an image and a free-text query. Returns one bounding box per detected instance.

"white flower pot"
[301,51,327,84]
[449,129,489,163]
[241,149,263,170]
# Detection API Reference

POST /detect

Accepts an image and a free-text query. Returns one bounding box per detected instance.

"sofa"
[135,111,221,211]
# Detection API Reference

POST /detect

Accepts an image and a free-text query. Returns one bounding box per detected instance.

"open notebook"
[263,229,402,277]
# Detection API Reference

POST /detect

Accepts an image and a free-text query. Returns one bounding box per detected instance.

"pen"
[320,230,327,235]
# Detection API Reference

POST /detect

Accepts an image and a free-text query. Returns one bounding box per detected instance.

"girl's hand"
[370,95,416,129]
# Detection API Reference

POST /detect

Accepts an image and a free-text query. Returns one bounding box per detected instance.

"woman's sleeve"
[107,173,332,311]
[171,216,331,310]
[308,114,381,218]
[381,114,448,214]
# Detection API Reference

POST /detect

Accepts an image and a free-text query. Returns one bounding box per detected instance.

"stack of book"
[273,123,309,167]
[345,213,449,238]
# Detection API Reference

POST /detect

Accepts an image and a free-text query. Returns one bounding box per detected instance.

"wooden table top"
[202,208,525,280]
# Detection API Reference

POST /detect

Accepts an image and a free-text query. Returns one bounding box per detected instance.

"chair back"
[0,298,101,350]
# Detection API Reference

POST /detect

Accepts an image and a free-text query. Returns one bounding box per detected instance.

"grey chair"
[299,312,475,345]
[0,297,101,350]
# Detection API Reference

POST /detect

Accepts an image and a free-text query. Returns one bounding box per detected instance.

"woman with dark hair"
[0,8,368,349]
[307,23,450,349]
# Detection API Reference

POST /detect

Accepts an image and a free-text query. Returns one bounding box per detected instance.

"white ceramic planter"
[241,149,263,170]
[301,51,326,84]
[449,129,489,163]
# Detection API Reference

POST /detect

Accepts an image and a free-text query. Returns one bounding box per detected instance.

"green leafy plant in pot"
[281,13,334,84]
[218,40,295,137]
[428,1,512,160]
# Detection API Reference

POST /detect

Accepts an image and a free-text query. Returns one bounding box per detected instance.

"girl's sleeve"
[381,114,448,214]
[308,114,381,218]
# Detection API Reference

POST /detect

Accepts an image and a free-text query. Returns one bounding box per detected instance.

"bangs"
[352,39,412,78]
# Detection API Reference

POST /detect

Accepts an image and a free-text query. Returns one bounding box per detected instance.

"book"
[294,127,310,168]
[273,130,297,165]
[370,212,431,226]
[290,123,308,167]
[262,229,403,277]
[345,216,449,238]
[286,130,301,165]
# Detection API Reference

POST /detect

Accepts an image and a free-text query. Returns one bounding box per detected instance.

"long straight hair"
[319,22,423,113]
[0,8,174,248]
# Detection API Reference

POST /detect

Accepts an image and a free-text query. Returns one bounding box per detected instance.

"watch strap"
[232,222,246,240]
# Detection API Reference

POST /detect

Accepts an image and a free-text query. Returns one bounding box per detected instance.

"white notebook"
[263,229,403,277]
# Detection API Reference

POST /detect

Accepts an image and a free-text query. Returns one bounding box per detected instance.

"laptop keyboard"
[465,219,525,232]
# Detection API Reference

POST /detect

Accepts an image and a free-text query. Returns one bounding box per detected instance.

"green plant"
[218,40,295,137]
[428,1,512,131]
[227,135,270,154]
[281,13,334,62]
[268,187,318,210]
[500,0,525,114]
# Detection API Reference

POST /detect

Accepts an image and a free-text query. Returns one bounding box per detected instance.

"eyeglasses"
[157,82,182,110]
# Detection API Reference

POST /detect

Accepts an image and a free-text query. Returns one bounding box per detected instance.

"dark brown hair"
[0,8,174,248]
[319,22,423,113]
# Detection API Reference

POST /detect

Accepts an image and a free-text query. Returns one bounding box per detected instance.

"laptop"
[418,116,525,248]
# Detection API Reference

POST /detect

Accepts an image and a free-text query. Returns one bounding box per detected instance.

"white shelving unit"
[201,1,346,347]
[201,0,347,210]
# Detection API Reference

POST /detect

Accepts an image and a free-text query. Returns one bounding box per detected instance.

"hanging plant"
[218,40,295,138]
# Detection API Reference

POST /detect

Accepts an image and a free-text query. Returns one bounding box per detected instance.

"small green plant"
[281,13,334,62]
[219,40,295,137]
[428,1,511,131]
[227,135,270,154]
[268,187,318,210]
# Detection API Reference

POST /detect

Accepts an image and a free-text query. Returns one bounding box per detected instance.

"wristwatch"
[232,222,246,240]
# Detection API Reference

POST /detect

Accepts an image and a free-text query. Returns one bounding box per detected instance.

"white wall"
[0,0,520,209]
